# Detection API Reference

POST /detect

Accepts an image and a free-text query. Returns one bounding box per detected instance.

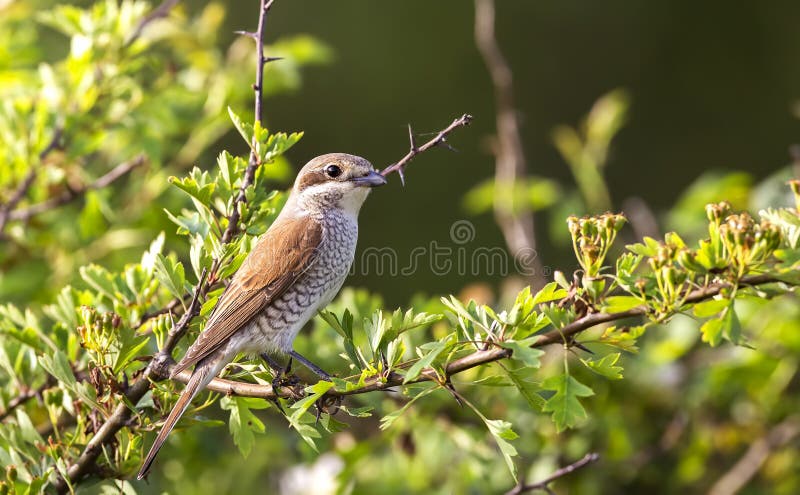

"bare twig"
[380,114,473,185]
[505,453,600,495]
[708,416,800,495]
[474,0,546,289]
[127,0,180,46]
[9,155,147,222]
[623,196,661,241]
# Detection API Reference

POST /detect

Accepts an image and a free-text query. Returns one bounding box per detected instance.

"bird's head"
[290,153,386,215]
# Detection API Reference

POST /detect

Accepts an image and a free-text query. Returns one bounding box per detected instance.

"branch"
[53,269,208,493]
[9,155,147,222]
[380,114,473,185]
[0,127,63,235]
[54,0,276,488]
[221,0,275,244]
[708,416,800,495]
[505,453,600,495]
[0,378,54,422]
[474,0,546,289]
[165,273,783,400]
[126,0,180,46]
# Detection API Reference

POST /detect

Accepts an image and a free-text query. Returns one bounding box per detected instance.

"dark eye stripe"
[296,164,345,192]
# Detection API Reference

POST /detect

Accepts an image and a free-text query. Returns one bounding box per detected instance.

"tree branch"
[0,378,54,422]
[53,269,208,493]
[53,0,276,488]
[165,273,784,400]
[9,155,147,222]
[380,114,473,185]
[505,453,600,495]
[708,416,800,495]
[221,0,275,245]
[474,0,546,289]
[126,0,180,46]
[0,127,63,235]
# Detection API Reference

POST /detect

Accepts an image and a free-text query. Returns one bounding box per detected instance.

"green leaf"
[169,175,216,205]
[602,296,643,313]
[228,106,254,147]
[502,365,546,409]
[693,298,730,318]
[38,350,77,387]
[484,418,519,479]
[220,396,269,457]
[501,338,545,368]
[379,386,437,430]
[153,254,186,302]
[319,310,363,369]
[473,375,514,387]
[531,282,568,305]
[700,318,723,347]
[458,396,519,481]
[542,373,594,431]
[260,131,304,163]
[581,353,624,379]
[287,380,334,450]
[79,264,117,301]
[403,335,454,384]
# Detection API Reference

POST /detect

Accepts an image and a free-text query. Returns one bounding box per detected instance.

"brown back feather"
[171,214,323,376]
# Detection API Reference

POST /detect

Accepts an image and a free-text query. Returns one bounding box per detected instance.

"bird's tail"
[137,356,225,480]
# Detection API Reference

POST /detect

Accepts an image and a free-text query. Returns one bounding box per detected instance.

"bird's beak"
[350,170,387,187]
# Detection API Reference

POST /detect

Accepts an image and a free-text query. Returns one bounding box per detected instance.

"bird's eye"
[324,164,342,178]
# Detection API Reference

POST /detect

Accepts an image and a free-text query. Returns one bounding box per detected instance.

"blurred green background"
[217,0,800,303]
[2,1,800,494]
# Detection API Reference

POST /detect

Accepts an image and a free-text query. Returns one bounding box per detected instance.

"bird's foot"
[314,393,343,423]
[261,354,301,403]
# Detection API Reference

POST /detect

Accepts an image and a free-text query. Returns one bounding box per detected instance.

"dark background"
[214,0,800,304]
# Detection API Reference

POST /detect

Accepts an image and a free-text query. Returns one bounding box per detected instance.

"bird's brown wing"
[171,215,322,375]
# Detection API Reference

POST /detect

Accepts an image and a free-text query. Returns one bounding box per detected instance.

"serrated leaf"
[693,298,730,318]
[403,336,452,384]
[542,373,594,431]
[501,338,545,368]
[531,282,568,305]
[380,386,437,430]
[228,106,254,147]
[220,396,269,457]
[602,296,643,313]
[153,254,186,302]
[503,365,546,409]
[581,353,623,379]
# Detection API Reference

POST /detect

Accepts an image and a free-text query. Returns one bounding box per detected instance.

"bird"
[137,153,386,479]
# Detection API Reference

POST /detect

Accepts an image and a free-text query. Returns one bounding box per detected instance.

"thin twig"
[126,0,180,46]
[221,0,275,245]
[9,155,147,222]
[708,416,800,495]
[474,0,546,289]
[505,453,600,495]
[380,114,473,185]
[0,128,63,234]
[0,378,54,422]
